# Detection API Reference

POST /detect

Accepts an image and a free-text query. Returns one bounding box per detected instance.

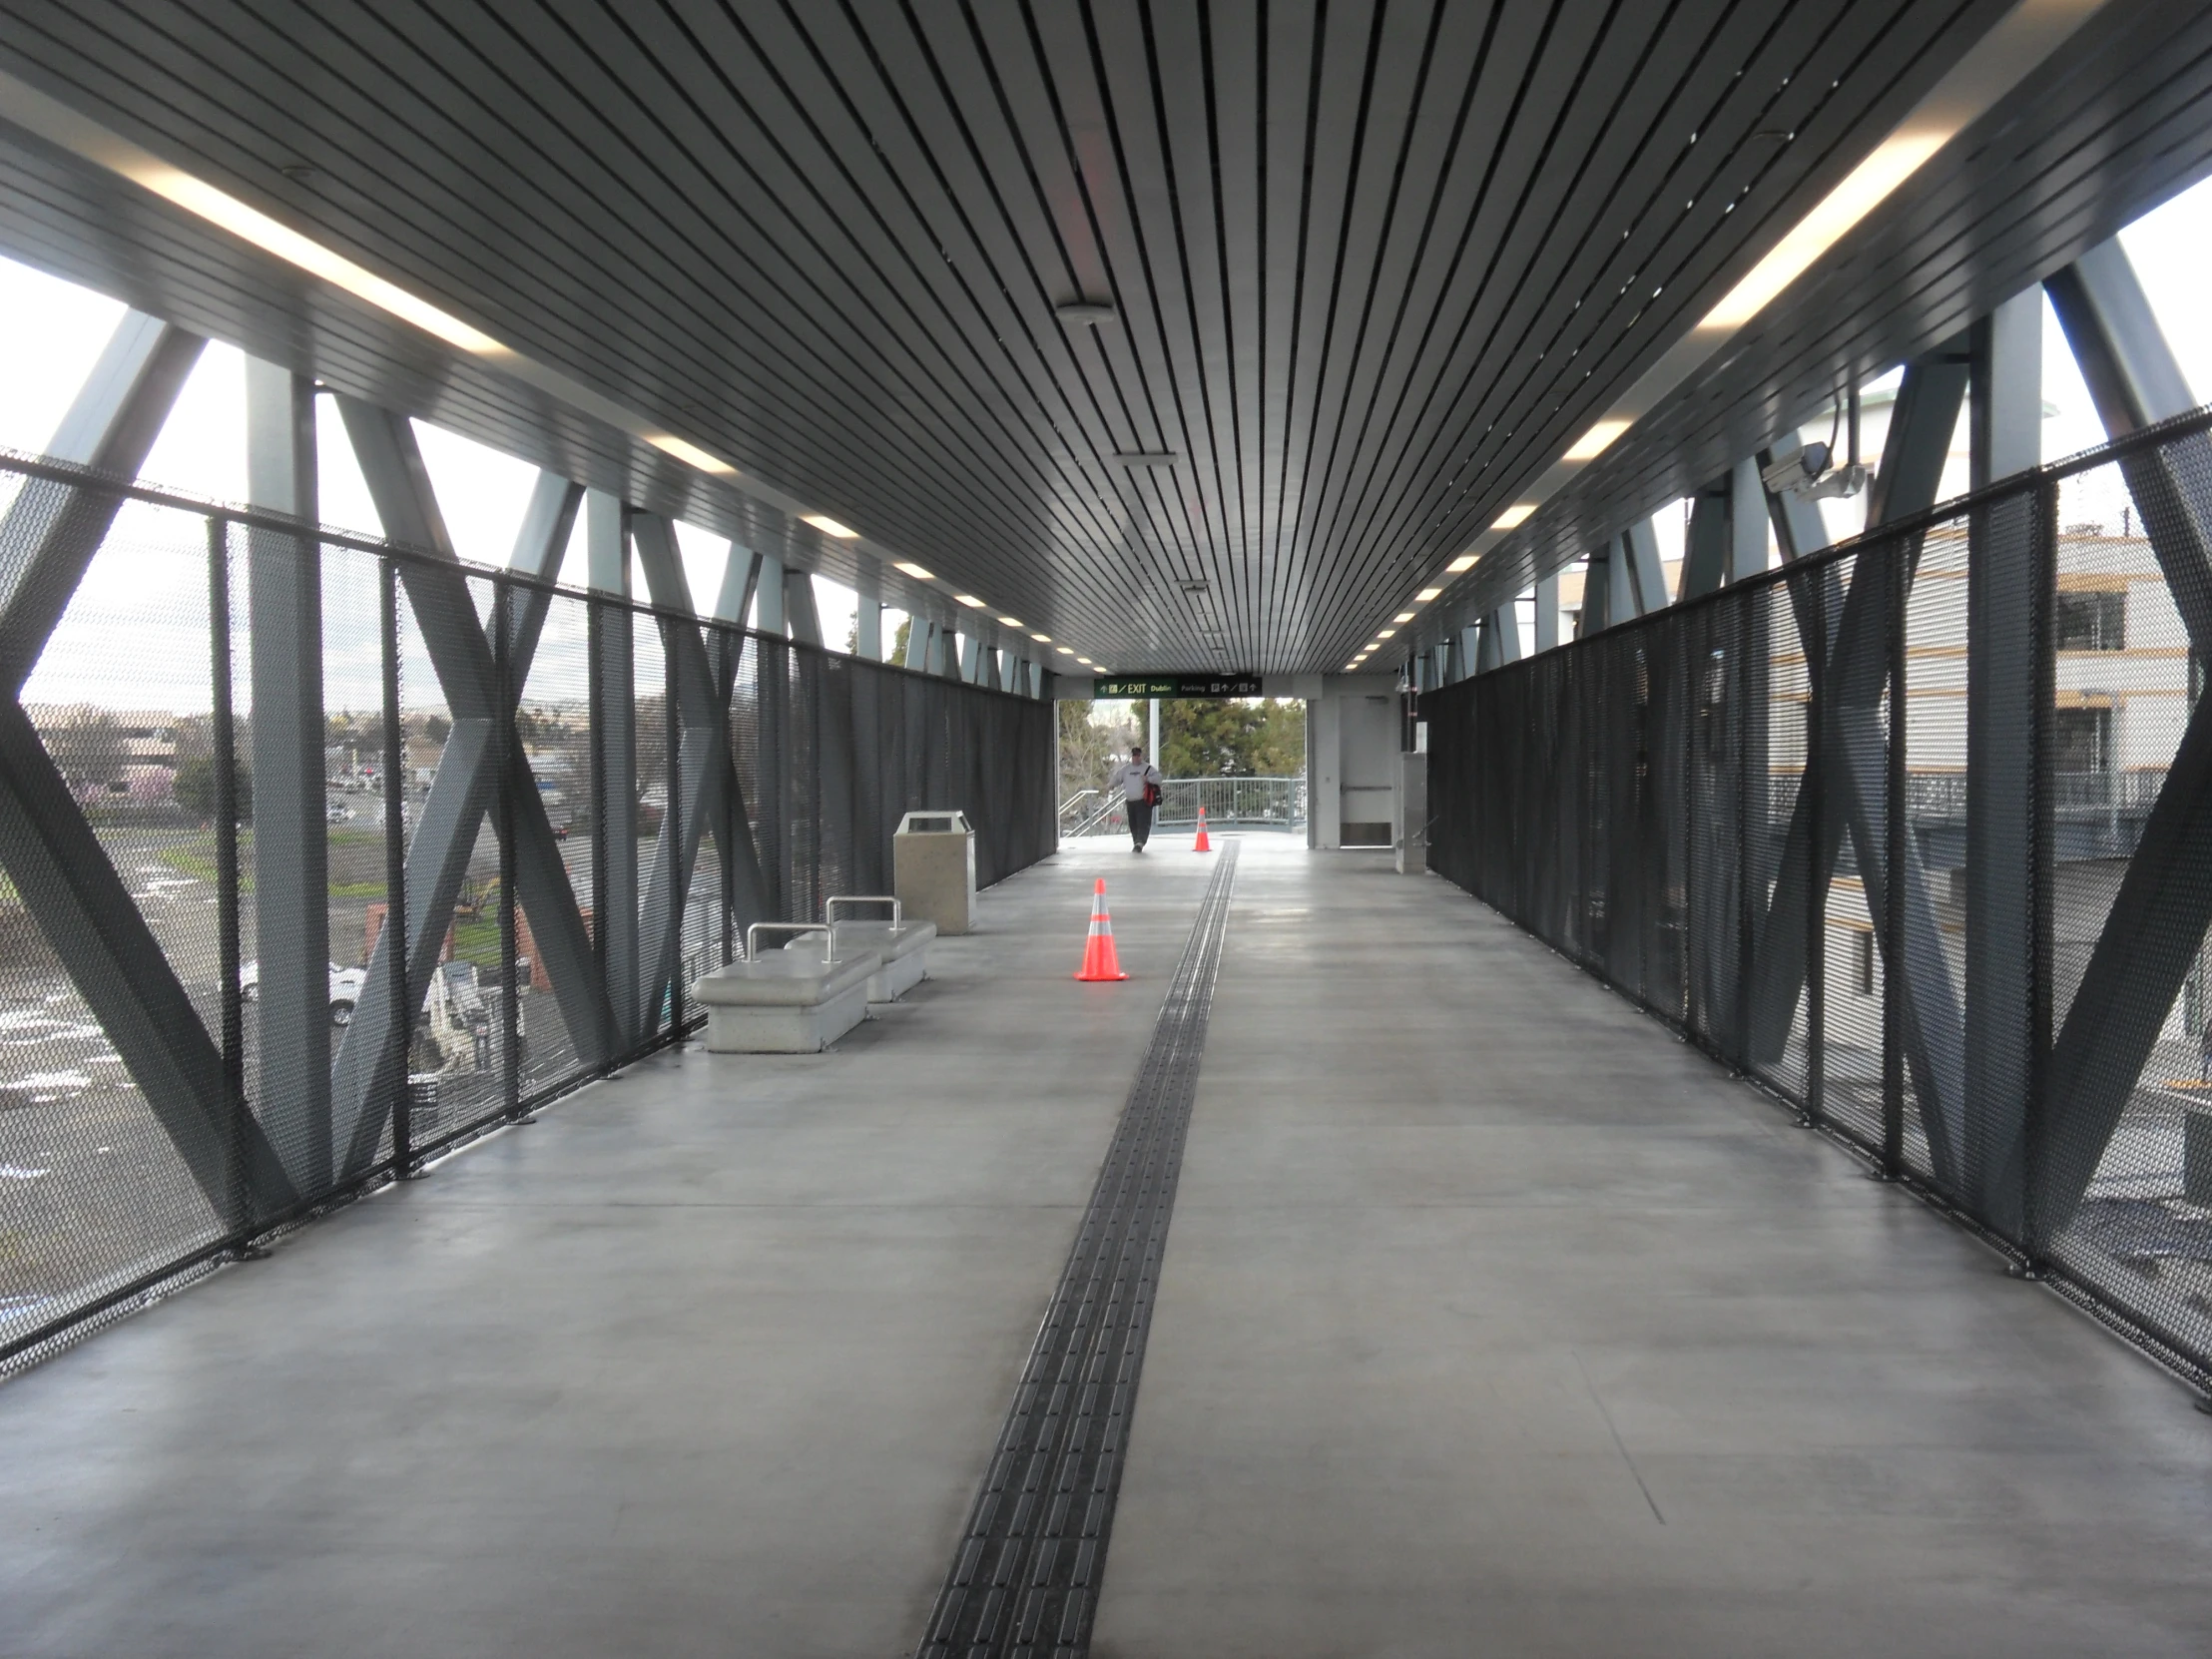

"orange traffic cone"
[1074,876,1129,981]
[1193,807,1212,852]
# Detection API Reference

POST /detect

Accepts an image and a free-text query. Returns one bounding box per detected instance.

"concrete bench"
[694,924,881,1053]
[822,895,936,1003]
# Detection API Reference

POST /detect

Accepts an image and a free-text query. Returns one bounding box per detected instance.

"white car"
[239,960,370,1026]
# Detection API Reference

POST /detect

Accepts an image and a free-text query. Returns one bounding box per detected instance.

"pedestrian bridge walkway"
[3,835,2209,1657]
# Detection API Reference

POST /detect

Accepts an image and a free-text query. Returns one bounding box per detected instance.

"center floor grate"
[916,844,1241,1659]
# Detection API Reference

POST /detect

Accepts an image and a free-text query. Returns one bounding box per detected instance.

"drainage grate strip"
[917,844,1241,1659]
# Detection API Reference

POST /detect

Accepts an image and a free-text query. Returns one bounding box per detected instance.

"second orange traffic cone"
[1074,876,1129,981]
[1193,807,1212,852]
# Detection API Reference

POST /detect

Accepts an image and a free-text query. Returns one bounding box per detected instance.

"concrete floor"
[4,836,2212,1657]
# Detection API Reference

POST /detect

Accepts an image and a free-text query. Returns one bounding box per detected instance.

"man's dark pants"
[1128,799,1153,849]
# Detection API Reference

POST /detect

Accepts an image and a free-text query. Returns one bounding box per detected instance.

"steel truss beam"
[0,311,297,1223]
[1747,346,1972,1184]
[330,399,609,1174]
[630,513,771,1024]
[2030,241,2212,1247]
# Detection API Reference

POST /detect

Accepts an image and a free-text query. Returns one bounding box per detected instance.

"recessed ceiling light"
[1447,554,1478,573]
[1344,661,1363,671]
[1056,299,1117,325]
[954,594,986,608]
[802,513,857,538]
[1110,451,1179,467]
[1563,419,1631,462]
[1393,612,1415,624]
[1416,588,1441,602]
[110,160,511,357]
[1366,641,1382,652]
[1378,628,1396,639]
[647,433,736,475]
[894,561,934,580]
[1492,503,1537,530]
[1056,646,1076,656]
[998,615,1022,627]
[1077,657,1094,666]
[1031,632,1051,643]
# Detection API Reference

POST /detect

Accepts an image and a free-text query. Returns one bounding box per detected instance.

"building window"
[2055,589,2126,651]
[1852,930,1875,997]
[2053,706,2113,774]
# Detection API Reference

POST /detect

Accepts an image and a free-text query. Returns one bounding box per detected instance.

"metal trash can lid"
[896,810,971,834]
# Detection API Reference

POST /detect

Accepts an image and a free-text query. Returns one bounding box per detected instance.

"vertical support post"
[587,491,636,1050]
[1882,535,1908,1178]
[244,356,329,1188]
[379,556,412,1172]
[207,516,246,1229]
[2023,472,2058,1262]
[1965,288,2043,1236]
[665,616,684,1032]
[1730,459,1770,581]
[1804,573,1826,1122]
[756,555,787,637]
[854,557,882,660]
[495,582,520,1118]
[783,565,823,647]
[1535,576,1560,653]
[1149,697,1161,767]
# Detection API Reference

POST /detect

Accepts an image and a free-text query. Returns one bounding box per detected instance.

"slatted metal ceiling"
[0,1,2197,672]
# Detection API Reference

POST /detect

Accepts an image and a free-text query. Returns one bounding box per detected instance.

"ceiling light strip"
[0,68,1040,625]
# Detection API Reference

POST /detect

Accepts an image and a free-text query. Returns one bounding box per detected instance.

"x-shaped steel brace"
[328,400,611,1176]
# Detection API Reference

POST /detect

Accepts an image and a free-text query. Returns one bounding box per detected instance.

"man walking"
[1106,744,1165,852]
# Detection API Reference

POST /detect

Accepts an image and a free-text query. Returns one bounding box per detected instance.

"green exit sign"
[1093,673,1264,698]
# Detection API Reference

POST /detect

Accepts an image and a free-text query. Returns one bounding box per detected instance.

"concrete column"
[1535,576,1560,653]
[245,356,330,1186]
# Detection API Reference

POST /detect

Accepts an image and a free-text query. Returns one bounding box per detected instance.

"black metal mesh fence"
[0,452,1053,1371]
[1427,405,2212,1388]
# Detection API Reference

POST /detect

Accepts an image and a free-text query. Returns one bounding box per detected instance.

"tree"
[1160,698,1304,777]
[175,755,252,824]
[1057,700,1138,807]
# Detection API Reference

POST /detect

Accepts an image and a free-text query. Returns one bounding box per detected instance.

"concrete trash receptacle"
[893,810,976,934]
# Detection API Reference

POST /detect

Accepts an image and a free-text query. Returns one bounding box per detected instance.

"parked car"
[240,960,369,1026]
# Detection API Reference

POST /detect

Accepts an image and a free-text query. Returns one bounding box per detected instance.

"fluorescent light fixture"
[1563,419,1631,462]
[893,561,935,580]
[1492,503,1537,530]
[802,513,857,538]
[1344,662,1363,671]
[1055,645,1076,655]
[1416,588,1441,602]
[1076,657,1094,666]
[645,432,736,474]
[121,164,511,357]
[954,594,987,608]
[998,616,1023,628]
[1030,632,1052,643]
[1393,612,1415,624]
[1447,554,1478,573]
[1698,133,1947,333]
[1378,628,1396,640]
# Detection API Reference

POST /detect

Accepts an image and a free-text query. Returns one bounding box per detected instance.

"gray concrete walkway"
[3,837,2211,1657]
